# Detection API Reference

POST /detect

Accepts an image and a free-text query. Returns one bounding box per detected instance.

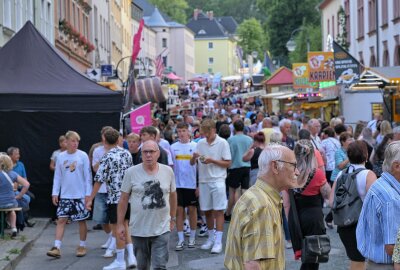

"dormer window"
[198,29,206,35]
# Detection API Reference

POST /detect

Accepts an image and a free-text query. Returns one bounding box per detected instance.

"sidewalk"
[0,218,49,270]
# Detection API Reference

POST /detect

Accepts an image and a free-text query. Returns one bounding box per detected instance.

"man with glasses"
[117,140,177,270]
[225,144,299,270]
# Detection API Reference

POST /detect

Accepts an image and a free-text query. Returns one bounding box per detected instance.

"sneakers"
[103,259,126,270]
[76,246,87,257]
[11,228,17,238]
[285,240,293,249]
[200,238,214,250]
[47,247,61,258]
[103,248,115,258]
[198,224,208,237]
[211,242,223,254]
[326,222,334,229]
[175,240,185,251]
[101,238,111,249]
[127,255,137,269]
[188,239,196,248]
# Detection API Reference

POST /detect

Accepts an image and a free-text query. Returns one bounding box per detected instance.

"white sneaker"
[175,240,184,251]
[285,240,292,249]
[200,238,214,250]
[127,254,137,269]
[103,259,126,270]
[101,238,111,249]
[211,242,223,254]
[188,239,196,248]
[103,248,115,258]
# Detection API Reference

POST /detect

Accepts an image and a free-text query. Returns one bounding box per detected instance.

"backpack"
[332,167,365,227]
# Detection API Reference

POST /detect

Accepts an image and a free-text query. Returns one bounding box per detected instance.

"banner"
[130,102,151,134]
[307,52,335,82]
[292,63,318,90]
[333,41,360,85]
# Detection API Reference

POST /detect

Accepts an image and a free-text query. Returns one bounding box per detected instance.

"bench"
[0,207,22,238]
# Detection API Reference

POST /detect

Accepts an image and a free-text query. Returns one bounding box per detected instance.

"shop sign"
[307,52,335,82]
[333,41,360,85]
[292,63,318,90]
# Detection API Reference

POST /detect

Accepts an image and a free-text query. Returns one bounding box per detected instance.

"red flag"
[154,48,167,78]
[131,19,144,64]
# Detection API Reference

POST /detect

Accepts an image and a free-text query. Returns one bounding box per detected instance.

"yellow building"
[187,10,240,76]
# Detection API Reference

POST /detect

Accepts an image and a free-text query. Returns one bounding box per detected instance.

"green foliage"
[257,0,321,66]
[7,248,20,255]
[289,20,322,64]
[149,0,189,24]
[336,6,349,50]
[237,18,265,57]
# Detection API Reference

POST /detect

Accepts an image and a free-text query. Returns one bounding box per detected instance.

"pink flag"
[130,102,151,134]
[131,19,144,64]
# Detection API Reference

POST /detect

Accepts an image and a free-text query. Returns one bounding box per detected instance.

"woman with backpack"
[329,141,377,270]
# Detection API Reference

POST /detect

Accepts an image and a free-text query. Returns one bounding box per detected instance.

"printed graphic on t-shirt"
[63,160,77,172]
[141,180,166,210]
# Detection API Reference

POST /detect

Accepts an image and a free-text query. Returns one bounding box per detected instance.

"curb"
[1,219,50,270]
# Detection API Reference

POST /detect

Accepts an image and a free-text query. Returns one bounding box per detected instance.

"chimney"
[208,11,214,20]
[194,9,199,20]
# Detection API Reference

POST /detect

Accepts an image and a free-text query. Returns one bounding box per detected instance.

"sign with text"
[130,102,151,134]
[333,41,360,85]
[292,63,318,90]
[307,52,335,82]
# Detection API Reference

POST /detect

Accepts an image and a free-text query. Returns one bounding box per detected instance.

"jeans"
[132,232,170,270]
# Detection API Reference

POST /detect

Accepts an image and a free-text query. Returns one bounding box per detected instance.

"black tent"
[0,21,123,216]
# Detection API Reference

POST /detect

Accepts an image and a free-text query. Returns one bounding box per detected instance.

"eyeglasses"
[276,160,297,171]
[142,150,158,155]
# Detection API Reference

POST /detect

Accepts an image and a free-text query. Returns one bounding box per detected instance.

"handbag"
[288,189,331,264]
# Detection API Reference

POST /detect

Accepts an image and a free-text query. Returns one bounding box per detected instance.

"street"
[14,217,349,270]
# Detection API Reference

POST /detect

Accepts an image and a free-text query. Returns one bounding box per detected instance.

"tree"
[256,0,321,66]
[289,20,322,64]
[237,18,265,57]
[149,0,189,24]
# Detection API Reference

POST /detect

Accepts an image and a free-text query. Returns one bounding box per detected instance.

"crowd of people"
[1,104,400,270]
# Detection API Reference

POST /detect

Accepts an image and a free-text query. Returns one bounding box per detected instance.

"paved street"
[14,215,349,270]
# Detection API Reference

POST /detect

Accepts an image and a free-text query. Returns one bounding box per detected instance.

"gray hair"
[271,115,279,127]
[257,144,285,178]
[393,126,400,134]
[279,118,292,127]
[270,132,283,143]
[382,141,400,173]
[307,118,319,127]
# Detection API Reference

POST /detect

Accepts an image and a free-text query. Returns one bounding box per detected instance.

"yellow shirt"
[224,179,285,270]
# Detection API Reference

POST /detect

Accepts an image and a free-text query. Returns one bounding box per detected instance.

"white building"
[0,0,54,47]
[91,0,111,68]
[318,0,400,124]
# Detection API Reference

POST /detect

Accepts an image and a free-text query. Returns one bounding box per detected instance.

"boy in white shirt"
[47,131,92,258]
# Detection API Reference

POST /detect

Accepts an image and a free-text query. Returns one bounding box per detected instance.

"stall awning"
[301,99,339,110]
[262,92,292,98]
[274,93,297,99]
[166,73,183,81]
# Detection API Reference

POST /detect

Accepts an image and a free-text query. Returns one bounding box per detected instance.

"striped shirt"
[224,179,284,270]
[356,172,400,264]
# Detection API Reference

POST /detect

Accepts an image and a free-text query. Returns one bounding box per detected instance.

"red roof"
[265,67,293,86]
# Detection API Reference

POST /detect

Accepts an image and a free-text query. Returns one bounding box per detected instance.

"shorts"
[226,167,250,189]
[0,201,18,209]
[199,182,227,211]
[56,198,90,221]
[177,188,198,207]
[92,193,110,224]
[108,203,131,224]
[337,224,365,262]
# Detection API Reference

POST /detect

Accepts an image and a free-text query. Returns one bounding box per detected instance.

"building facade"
[55,0,93,72]
[91,0,111,69]
[186,10,240,76]
[0,0,53,47]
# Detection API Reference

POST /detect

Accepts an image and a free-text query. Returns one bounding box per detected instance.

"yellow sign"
[292,63,317,89]
[307,52,335,82]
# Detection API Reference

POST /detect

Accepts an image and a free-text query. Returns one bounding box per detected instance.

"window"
[77,7,81,32]
[72,2,76,27]
[94,6,98,41]
[26,0,34,22]
[332,15,335,38]
[370,52,377,67]
[383,50,389,66]
[208,57,214,64]
[394,0,400,21]
[382,0,388,26]
[58,0,65,21]
[345,0,351,44]
[208,68,213,73]
[198,29,206,35]
[208,42,213,49]
[368,0,376,32]
[16,0,23,31]
[359,51,364,65]
[394,45,400,66]
[162,38,167,48]
[162,56,167,66]
[100,15,103,47]
[371,103,383,118]
[3,0,12,28]
[357,0,364,38]
[327,19,330,35]
[66,0,70,19]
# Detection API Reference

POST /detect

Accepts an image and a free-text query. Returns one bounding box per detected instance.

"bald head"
[142,140,159,151]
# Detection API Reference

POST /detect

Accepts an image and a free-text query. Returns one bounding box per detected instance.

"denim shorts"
[0,201,18,209]
[133,232,170,270]
[92,193,110,224]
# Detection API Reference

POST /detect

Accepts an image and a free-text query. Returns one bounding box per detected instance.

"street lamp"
[286,27,310,52]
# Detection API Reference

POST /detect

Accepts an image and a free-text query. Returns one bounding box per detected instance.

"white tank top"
[335,164,369,201]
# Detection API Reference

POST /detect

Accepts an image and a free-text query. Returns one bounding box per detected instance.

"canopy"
[165,72,183,81]
[0,21,122,112]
